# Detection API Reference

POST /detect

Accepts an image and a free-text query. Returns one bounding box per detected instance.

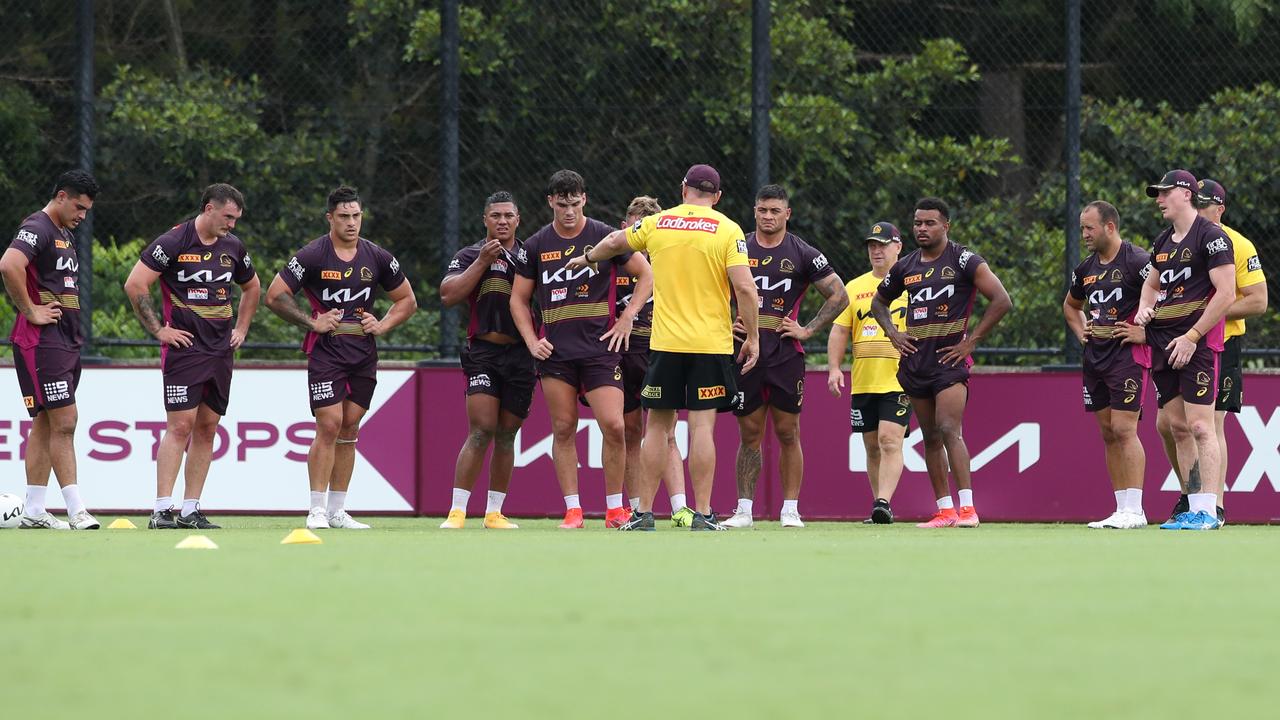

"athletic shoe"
[1127,511,1148,528]
[20,512,71,530]
[1087,511,1129,529]
[780,509,805,528]
[916,508,959,528]
[306,506,330,530]
[1217,507,1226,527]
[483,512,518,529]
[670,506,695,528]
[605,507,630,528]
[327,510,371,529]
[956,506,980,527]
[862,517,875,524]
[691,511,725,531]
[176,508,220,530]
[1178,510,1222,531]
[439,509,466,529]
[720,508,753,529]
[870,499,894,525]
[148,508,179,530]
[558,508,584,529]
[618,511,655,531]
[1160,511,1194,530]
[1166,494,1189,525]
[68,510,100,530]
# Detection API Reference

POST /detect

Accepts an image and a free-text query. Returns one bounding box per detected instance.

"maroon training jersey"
[7,211,81,351]
[614,272,653,355]
[444,238,524,342]
[1147,214,1234,350]
[877,240,985,375]
[1069,241,1152,368]
[141,219,255,358]
[746,231,834,362]
[280,235,406,367]
[515,218,632,361]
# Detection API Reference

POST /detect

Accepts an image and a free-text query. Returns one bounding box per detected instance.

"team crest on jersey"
[1111,269,1123,282]
[1180,247,1193,262]
[1223,376,1234,390]
[321,270,342,280]
[360,267,373,282]
[1196,372,1210,386]
[178,253,201,263]
[1123,378,1138,393]
[220,253,234,268]
[941,266,956,279]
[779,258,795,274]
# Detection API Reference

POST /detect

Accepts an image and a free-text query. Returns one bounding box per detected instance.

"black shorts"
[13,344,80,418]
[641,351,737,410]
[1216,336,1243,413]
[620,352,648,413]
[851,392,912,432]
[538,353,623,394]
[162,349,234,415]
[1082,353,1148,414]
[897,364,969,399]
[461,339,536,418]
[308,360,377,413]
[731,350,805,416]
[1150,334,1218,408]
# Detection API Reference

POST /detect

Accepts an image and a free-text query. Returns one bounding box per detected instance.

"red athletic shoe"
[605,507,630,528]
[957,506,980,527]
[916,508,959,528]
[559,507,584,529]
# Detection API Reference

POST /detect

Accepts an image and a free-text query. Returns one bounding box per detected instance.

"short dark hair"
[484,190,517,213]
[1083,200,1119,228]
[915,197,950,220]
[200,183,245,212]
[327,185,361,213]
[52,170,99,200]
[755,184,788,203]
[546,170,585,198]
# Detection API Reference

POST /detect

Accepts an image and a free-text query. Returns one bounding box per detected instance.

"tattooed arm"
[265,273,333,332]
[123,260,192,347]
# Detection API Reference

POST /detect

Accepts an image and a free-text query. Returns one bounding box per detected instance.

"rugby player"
[509,170,653,529]
[827,222,909,524]
[722,185,847,529]
[265,186,417,530]
[0,170,101,530]
[872,197,1013,528]
[438,191,531,529]
[124,183,260,530]
[1063,201,1150,529]
[565,164,758,531]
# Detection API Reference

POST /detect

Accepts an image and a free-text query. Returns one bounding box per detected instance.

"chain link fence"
[2,0,1278,363]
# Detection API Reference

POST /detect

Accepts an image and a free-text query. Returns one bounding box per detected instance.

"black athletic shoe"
[1167,494,1189,525]
[862,517,875,524]
[870,498,894,525]
[617,511,655,532]
[1217,506,1226,527]
[691,511,725,531]
[148,508,178,530]
[176,508,221,530]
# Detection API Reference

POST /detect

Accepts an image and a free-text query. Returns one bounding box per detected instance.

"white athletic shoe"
[306,506,330,529]
[720,509,754,529]
[327,510,370,529]
[68,510,100,530]
[1125,511,1148,529]
[780,510,805,528]
[19,512,71,530]
[1087,511,1136,529]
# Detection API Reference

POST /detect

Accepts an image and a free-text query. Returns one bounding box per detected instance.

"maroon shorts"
[162,349,233,415]
[620,352,648,413]
[897,364,969,399]
[1151,337,1219,408]
[13,344,81,418]
[1082,354,1148,414]
[731,350,805,416]
[461,339,536,418]
[307,359,377,413]
[538,353,623,394]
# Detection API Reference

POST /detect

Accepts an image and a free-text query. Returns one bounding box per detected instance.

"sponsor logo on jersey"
[736,239,748,254]
[54,239,71,249]
[448,258,462,271]
[551,288,568,302]
[641,385,662,399]
[904,273,923,286]
[575,283,591,298]
[613,366,622,381]
[468,373,492,388]
[861,323,879,337]
[216,288,228,300]
[1156,253,1169,262]
[187,288,209,300]
[616,276,630,286]
[23,395,34,409]
[310,381,336,402]
[958,250,974,269]
[491,259,508,273]
[656,215,720,233]
[1083,274,1098,286]
[540,251,562,262]
[17,229,38,246]
[42,380,70,403]
[771,297,786,311]
[152,246,172,266]
[913,307,928,320]
[55,256,78,272]
[165,384,189,405]
[389,257,399,274]
[176,269,232,283]
[925,268,935,278]
[936,303,949,316]
[63,276,75,288]
[1206,237,1229,255]
[321,270,342,280]
[812,254,828,270]
[564,245,576,256]
[288,257,305,280]
[748,258,759,267]
[178,253,202,263]
[1247,255,1261,272]
[697,385,726,400]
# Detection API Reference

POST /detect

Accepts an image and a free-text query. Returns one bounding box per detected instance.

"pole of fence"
[76,0,96,357]
[439,0,460,359]
[1063,0,1082,365]
[751,0,771,192]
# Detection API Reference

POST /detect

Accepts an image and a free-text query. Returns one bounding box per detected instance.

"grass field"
[3,517,1276,719]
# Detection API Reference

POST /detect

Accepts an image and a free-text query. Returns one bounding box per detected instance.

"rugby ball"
[0,493,24,529]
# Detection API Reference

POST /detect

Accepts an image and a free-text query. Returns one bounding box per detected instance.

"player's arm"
[1227,280,1267,320]
[728,264,760,373]
[1062,293,1088,345]
[781,273,848,342]
[870,293,913,355]
[939,263,1012,367]
[1134,264,1159,326]
[826,322,851,397]
[123,260,193,347]
[602,253,652,352]
[362,278,416,336]
[265,274,338,333]
[566,229,629,269]
[230,273,262,348]
[0,247,60,325]
[510,274,552,360]
[1166,264,1236,369]
[440,242,499,307]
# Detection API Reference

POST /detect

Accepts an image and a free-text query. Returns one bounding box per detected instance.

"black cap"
[1146,169,1197,198]
[865,222,902,244]
[1195,178,1226,206]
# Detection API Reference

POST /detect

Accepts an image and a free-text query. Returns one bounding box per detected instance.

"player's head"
[546,170,586,231]
[680,164,721,206]
[754,184,791,236]
[1145,169,1196,220]
[1080,200,1119,254]
[623,195,661,228]
[326,185,363,242]
[912,197,950,249]
[1194,179,1227,224]
[198,183,245,238]
[864,221,902,272]
[48,169,99,230]
[483,190,519,242]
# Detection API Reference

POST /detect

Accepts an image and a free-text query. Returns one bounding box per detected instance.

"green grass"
[3,518,1277,719]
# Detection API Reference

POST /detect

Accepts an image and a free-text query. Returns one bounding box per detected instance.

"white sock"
[61,485,85,516]
[154,497,172,513]
[628,497,640,510]
[670,493,687,511]
[1114,490,1126,513]
[605,493,623,510]
[451,488,471,512]
[327,491,347,514]
[181,499,199,517]
[1125,488,1144,514]
[310,491,326,511]
[1189,492,1216,515]
[25,485,47,516]
[782,499,799,515]
[936,495,955,511]
[957,489,973,508]
[736,498,753,515]
[486,491,505,514]
[564,494,581,510]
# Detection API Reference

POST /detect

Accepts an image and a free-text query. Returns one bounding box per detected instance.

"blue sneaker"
[1178,510,1222,531]
[1160,511,1194,530]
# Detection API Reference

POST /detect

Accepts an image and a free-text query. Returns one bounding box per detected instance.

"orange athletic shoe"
[916,508,959,528]
[957,506,980,527]
[605,507,630,528]
[559,507,584,529]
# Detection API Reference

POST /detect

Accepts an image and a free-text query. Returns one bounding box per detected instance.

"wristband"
[1186,328,1202,343]
[583,248,594,264]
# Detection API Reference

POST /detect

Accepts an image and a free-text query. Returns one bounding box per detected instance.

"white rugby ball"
[0,493,24,529]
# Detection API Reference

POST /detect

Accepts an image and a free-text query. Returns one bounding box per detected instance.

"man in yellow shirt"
[566,164,759,530]
[827,222,909,524]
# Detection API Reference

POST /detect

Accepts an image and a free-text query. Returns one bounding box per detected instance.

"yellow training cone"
[280,528,323,545]
[107,518,137,530]
[175,535,218,550]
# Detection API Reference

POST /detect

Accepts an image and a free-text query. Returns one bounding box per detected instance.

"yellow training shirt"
[1222,225,1265,340]
[834,271,907,394]
[625,203,748,354]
